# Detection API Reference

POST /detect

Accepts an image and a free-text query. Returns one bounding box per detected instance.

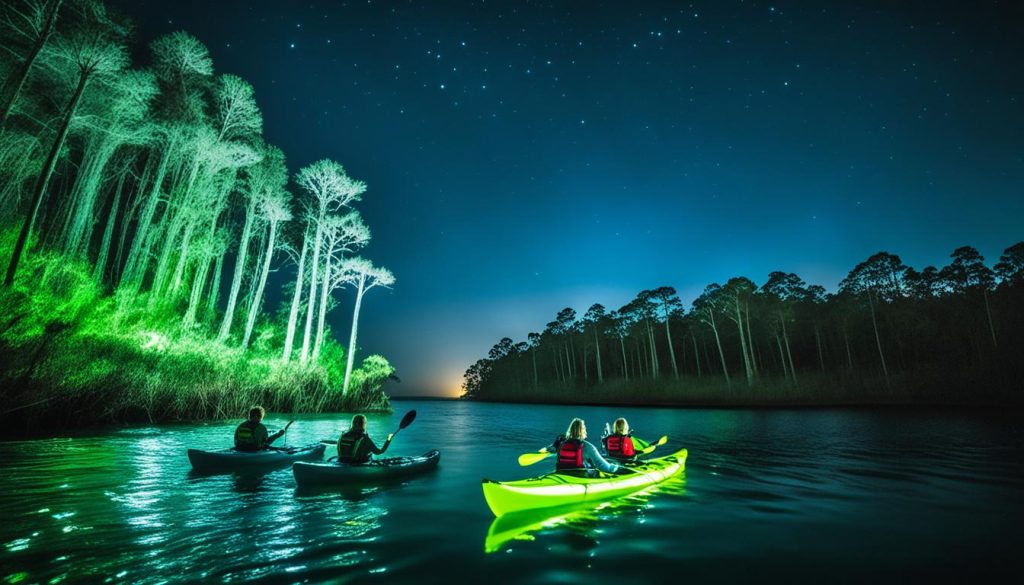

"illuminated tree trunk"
[707,311,731,388]
[842,323,854,371]
[5,69,89,287]
[282,227,309,362]
[93,167,127,284]
[745,302,758,375]
[217,195,256,342]
[734,301,753,386]
[0,0,62,130]
[183,256,210,327]
[169,220,196,295]
[618,334,628,381]
[691,333,701,378]
[64,140,117,258]
[983,289,997,347]
[592,326,603,384]
[242,218,279,349]
[300,211,326,363]
[774,333,788,380]
[342,274,366,396]
[646,319,659,377]
[663,316,679,378]
[120,146,172,296]
[868,293,890,387]
[531,347,538,387]
[782,317,797,384]
[814,323,826,371]
[205,251,224,318]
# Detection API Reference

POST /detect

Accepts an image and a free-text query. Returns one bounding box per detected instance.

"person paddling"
[234,406,293,452]
[601,417,651,462]
[542,418,623,477]
[337,414,393,464]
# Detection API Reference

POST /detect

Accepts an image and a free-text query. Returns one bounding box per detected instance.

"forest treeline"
[463,244,1024,406]
[0,0,396,433]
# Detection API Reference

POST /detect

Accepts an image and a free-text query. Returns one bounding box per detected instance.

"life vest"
[556,438,584,470]
[234,420,263,451]
[605,433,635,458]
[338,430,368,463]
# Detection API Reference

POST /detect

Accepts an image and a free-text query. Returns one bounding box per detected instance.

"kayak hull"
[187,443,325,472]
[293,449,441,486]
[482,448,687,516]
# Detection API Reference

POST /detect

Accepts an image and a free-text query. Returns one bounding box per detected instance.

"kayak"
[481,447,687,517]
[187,443,325,472]
[293,449,441,487]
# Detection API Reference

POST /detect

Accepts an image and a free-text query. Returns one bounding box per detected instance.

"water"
[2,401,1022,584]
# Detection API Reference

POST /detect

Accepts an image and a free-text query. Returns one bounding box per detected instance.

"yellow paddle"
[517,449,551,466]
[638,435,668,455]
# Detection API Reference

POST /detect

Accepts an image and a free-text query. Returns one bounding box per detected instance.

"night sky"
[115,1,1023,396]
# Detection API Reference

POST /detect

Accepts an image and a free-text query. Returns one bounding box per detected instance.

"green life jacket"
[338,430,368,463]
[234,420,264,451]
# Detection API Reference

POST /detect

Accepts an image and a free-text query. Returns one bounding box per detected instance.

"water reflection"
[484,473,688,554]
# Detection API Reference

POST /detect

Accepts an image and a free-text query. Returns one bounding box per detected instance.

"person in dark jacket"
[337,414,392,463]
[234,406,293,451]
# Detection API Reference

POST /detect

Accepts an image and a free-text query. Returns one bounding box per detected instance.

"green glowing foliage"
[0,1,396,427]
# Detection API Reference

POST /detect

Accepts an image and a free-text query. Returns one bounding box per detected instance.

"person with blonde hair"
[337,414,392,464]
[541,417,623,476]
[234,406,293,452]
[601,417,651,462]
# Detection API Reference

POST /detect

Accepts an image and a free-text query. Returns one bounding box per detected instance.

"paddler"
[234,406,293,452]
[337,414,392,464]
[543,418,624,477]
[601,417,651,462]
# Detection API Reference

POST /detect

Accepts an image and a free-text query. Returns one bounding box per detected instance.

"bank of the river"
[1,400,1021,583]
[463,367,1024,409]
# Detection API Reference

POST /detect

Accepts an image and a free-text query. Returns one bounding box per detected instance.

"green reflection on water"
[484,472,688,554]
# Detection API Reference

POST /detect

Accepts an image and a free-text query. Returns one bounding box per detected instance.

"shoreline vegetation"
[462,244,1024,408]
[0,0,396,436]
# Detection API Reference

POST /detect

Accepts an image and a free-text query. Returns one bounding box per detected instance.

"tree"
[5,5,128,286]
[993,242,1024,287]
[761,272,806,382]
[692,284,731,387]
[941,246,997,347]
[0,0,63,129]
[339,257,394,396]
[650,286,682,379]
[295,159,366,364]
[241,185,291,349]
[217,143,278,343]
[583,303,606,384]
[312,211,369,361]
[722,277,757,386]
[527,332,540,387]
[839,252,908,387]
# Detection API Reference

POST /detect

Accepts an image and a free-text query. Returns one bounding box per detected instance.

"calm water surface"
[2,401,1022,583]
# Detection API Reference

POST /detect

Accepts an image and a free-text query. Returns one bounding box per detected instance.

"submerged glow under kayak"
[292,449,441,486]
[481,447,687,516]
[187,443,325,472]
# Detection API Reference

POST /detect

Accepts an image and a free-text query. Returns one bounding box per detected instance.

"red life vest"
[606,433,635,457]
[556,439,584,470]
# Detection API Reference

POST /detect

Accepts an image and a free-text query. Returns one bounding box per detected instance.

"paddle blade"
[517,451,551,466]
[640,436,669,455]
[398,410,417,430]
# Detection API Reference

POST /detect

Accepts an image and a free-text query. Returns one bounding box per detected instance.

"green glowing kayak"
[187,443,325,472]
[292,450,441,486]
[481,448,687,516]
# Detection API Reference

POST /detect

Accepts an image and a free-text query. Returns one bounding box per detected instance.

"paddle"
[320,410,417,446]
[638,435,668,455]
[517,449,552,467]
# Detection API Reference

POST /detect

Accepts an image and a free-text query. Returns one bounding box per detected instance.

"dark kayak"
[187,443,326,472]
[293,450,441,486]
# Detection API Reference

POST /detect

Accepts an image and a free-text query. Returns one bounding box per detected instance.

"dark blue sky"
[118,0,1023,396]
